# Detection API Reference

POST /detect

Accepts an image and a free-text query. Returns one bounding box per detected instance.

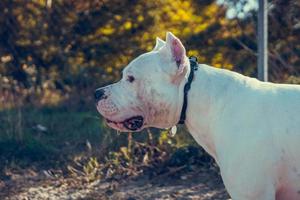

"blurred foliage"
[66,132,212,183]
[1,0,299,108]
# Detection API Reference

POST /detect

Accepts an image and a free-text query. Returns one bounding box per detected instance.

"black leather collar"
[178,56,198,124]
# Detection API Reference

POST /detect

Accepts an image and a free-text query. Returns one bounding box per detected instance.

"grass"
[0,105,197,174]
[0,106,103,166]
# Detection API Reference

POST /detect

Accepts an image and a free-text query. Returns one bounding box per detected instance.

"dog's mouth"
[106,116,144,131]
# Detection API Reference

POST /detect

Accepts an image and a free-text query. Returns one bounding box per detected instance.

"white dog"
[95,32,300,200]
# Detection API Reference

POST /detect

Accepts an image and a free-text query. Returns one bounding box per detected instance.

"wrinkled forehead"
[123,51,161,76]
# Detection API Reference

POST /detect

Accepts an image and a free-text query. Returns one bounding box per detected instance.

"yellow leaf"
[124,21,132,30]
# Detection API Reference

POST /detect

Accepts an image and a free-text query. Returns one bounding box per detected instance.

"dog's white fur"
[96,32,300,200]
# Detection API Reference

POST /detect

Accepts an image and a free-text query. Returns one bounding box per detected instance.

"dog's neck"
[184,64,235,160]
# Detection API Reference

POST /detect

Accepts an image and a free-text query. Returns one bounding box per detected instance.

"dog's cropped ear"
[164,32,187,75]
[153,37,165,51]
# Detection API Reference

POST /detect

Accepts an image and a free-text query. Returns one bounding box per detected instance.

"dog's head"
[95,32,190,132]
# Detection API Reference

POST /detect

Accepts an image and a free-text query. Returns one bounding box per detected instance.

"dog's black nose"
[94,88,105,101]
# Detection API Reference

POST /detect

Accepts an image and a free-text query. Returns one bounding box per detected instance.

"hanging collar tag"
[168,126,177,137]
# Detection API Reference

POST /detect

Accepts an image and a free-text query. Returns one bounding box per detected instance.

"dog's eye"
[127,75,135,83]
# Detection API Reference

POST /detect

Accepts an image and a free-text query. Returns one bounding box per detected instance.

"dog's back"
[206,65,300,199]
[267,84,300,198]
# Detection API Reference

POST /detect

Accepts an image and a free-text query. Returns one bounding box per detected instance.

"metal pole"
[257,0,268,81]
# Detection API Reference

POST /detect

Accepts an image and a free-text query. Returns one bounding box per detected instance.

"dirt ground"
[1,165,230,200]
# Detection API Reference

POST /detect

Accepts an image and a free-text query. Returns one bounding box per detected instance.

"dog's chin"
[104,115,144,132]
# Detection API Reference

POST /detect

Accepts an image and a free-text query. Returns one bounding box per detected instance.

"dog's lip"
[123,116,144,131]
[105,116,144,131]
